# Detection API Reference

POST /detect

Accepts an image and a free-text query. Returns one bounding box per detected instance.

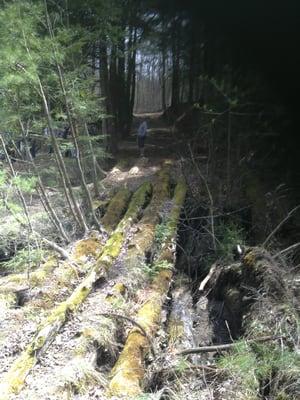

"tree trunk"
[171,19,180,113]
[161,46,167,111]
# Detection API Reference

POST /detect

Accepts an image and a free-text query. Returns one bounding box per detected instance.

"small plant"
[154,222,171,245]
[2,247,46,273]
[218,341,259,398]
[215,221,245,262]
[143,259,173,279]
[174,357,190,374]
[218,340,300,399]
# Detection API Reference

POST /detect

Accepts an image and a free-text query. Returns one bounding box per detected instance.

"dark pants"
[137,135,145,148]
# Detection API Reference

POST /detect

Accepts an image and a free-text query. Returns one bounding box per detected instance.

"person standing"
[137,120,147,157]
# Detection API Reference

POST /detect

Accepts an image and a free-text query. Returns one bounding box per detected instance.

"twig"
[99,312,156,357]
[198,263,217,292]
[274,242,300,258]
[41,237,70,260]
[177,335,284,356]
[263,205,300,247]
[188,143,216,252]
[157,364,218,376]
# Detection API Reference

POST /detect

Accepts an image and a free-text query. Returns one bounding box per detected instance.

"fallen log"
[124,164,171,261]
[0,181,152,399]
[101,188,132,233]
[53,282,128,396]
[167,278,196,358]
[108,178,187,397]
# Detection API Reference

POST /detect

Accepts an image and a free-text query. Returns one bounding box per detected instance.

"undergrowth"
[218,340,300,400]
[1,247,46,273]
[215,221,245,262]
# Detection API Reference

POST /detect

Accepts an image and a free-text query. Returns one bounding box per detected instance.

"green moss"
[121,182,152,224]
[98,231,124,269]
[29,256,58,287]
[166,178,187,235]
[102,188,132,232]
[0,351,36,397]
[73,238,102,261]
[142,167,170,224]
[0,292,17,309]
[109,177,187,396]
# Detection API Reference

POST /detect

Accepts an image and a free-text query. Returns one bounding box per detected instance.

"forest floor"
[0,113,299,400]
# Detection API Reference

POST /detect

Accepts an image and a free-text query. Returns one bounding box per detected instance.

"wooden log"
[167,278,196,357]
[108,178,187,397]
[125,165,171,261]
[0,181,152,399]
[101,188,132,233]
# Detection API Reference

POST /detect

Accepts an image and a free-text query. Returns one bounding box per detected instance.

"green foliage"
[215,221,245,262]
[218,341,300,399]
[218,342,259,397]
[174,357,190,374]
[0,170,6,187]
[143,259,173,279]
[154,221,172,245]
[2,247,46,273]
[12,175,37,194]
[0,0,107,167]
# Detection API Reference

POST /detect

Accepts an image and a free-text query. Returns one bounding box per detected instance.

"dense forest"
[0,1,299,399]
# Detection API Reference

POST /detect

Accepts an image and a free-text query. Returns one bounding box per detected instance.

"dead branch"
[177,335,284,356]
[263,205,300,247]
[274,242,300,258]
[41,237,70,260]
[188,143,216,252]
[198,263,217,292]
[99,313,156,357]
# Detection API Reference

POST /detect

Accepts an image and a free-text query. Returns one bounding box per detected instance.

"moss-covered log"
[0,182,152,399]
[108,178,187,397]
[55,281,128,396]
[101,188,131,233]
[125,164,171,262]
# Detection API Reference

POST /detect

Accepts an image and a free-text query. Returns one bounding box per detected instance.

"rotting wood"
[124,164,171,262]
[242,247,287,298]
[108,178,187,398]
[167,278,196,356]
[0,181,152,399]
[177,335,284,356]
